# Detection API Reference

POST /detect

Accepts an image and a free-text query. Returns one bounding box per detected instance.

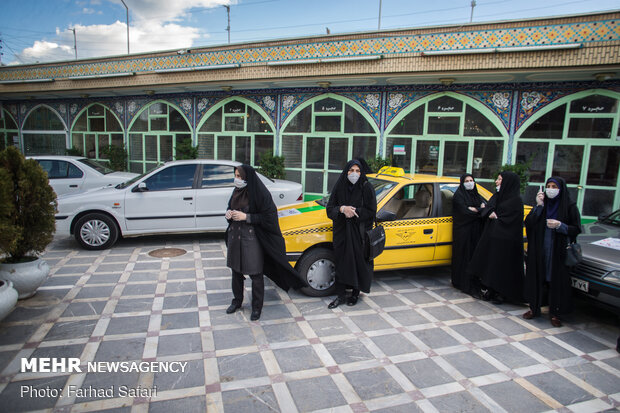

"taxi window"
[368,177,397,204]
[382,183,434,220]
[439,183,459,217]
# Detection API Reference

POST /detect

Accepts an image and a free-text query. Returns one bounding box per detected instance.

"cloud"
[12,20,203,64]
[10,0,233,64]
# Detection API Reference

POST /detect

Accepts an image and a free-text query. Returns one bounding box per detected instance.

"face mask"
[545,188,560,199]
[348,172,360,185]
[496,186,501,192]
[464,181,475,190]
[234,178,247,188]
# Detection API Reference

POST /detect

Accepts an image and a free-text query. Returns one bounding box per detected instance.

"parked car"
[570,209,620,312]
[278,167,532,296]
[29,156,138,196]
[55,160,303,249]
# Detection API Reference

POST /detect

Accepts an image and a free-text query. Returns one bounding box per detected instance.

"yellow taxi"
[277,167,531,296]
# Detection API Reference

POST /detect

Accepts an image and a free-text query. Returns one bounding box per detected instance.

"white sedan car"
[55,160,303,249]
[30,156,138,196]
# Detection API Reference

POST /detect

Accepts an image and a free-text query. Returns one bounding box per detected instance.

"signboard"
[393,145,406,155]
[429,145,439,160]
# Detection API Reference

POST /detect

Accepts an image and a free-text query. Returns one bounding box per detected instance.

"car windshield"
[77,158,115,175]
[315,177,398,207]
[600,210,620,226]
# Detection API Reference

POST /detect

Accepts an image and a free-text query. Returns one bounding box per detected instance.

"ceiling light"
[317,81,331,89]
[594,72,615,81]
[439,78,455,86]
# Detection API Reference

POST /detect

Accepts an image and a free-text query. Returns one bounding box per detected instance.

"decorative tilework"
[385,92,431,127]
[339,92,382,127]
[126,98,152,123]
[516,90,571,130]
[195,96,221,122]
[244,94,278,124]
[462,91,513,129]
[167,97,194,126]
[1,19,618,81]
[280,93,320,124]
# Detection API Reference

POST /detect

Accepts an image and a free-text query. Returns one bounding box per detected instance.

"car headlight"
[602,270,620,286]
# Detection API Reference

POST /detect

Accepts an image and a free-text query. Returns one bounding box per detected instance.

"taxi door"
[375,183,437,268]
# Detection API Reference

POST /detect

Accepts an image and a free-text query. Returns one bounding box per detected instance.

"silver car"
[55,160,303,250]
[30,156,138,196]
[570,210,620,312]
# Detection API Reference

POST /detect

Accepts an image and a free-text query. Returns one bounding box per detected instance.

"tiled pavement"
[0,234,619,413]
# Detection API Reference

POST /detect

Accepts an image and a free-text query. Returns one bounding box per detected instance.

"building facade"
[1,11,619,219]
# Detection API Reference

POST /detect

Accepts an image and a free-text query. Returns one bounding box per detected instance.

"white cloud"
[11,0,233,64]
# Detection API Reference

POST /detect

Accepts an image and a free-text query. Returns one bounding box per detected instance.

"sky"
[0,0,618,66]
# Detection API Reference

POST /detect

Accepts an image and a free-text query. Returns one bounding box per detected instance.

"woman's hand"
[480,203,486,209]
[231,211,247,221]
[468,206,478,212]
[489,212,498,219]
[340,205,358,218]
[546,219,561,229]
[225,209,233,220]
[536,191,545,206]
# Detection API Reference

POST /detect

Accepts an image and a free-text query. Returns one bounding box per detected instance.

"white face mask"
[348,172,360,185]
[545,188,560,199]
[496,186,501,192]
[463,181,475,190]
[234,178,247,188]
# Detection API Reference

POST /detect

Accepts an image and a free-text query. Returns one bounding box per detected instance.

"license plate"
[571,277,589,292]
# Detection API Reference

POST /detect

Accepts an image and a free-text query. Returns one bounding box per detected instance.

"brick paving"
[0,234,619,412]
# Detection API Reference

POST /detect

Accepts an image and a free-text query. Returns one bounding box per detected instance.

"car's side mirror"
[132,182,148,192]
[377,209,396,222]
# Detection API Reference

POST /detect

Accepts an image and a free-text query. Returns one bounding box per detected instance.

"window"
[37,160,84,179]
[0,109,19,150]
[144,164,196,191]
[71,104,124,163]
[381,183,434,220]
[201,165,234,188]
[22,106,66,155]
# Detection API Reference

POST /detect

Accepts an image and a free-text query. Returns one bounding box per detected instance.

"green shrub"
[366,156,392,173]
[66,147,82,156]
[257,152,286,179]
[0,147,57,262]
[100,145,128,171]
[175,138,198,160]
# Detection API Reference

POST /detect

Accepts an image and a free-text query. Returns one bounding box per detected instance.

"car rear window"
[77,158,115,175]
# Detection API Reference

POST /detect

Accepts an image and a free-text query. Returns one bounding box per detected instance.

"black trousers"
[231,271,264,311]
[335,281,360,299]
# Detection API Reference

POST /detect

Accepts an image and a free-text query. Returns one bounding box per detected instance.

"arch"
[21,104,68,155]
[513,89,620,217]
[279,93,380,197]
[70,103,125,162]
[126,100,193,173]
[384,92,508,185]
[0,108,19,150]
[196,96,276,166]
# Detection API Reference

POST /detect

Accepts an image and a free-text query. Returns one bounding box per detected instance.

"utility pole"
[71,28,77,60]
[378,0,383,30]
[120,0,130,54]
[224,5,230,44]
[470,0,476,23]
[0,36,3,66]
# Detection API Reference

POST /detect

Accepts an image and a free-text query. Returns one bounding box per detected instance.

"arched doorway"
[22,105,67,155]
[71,103,124,163]
[280,94,379,198]
[514,90,620,218]
[0,109,19,150]
[385,93,508,190]
[127,101,192,173]
[196,98,275,166]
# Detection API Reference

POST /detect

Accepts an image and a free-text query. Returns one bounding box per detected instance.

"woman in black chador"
[225,164,305,321]
[524,176,581,327]
[468,171,524,304]
[451,173,486,297]
[326,159,377,308]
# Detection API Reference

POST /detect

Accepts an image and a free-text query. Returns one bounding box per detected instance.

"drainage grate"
[148,248,187,258]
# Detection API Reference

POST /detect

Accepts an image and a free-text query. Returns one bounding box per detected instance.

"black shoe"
[226,303,241,314]
[480,289,491,301]
[250,309,261,321]
[491,295,504,305]
[346,295,359,306]
[328,297,346,309]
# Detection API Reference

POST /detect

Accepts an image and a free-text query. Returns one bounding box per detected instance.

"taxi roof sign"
[376,166,406,177]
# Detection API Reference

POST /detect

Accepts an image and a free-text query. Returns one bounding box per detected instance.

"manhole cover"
[148,248,187,258]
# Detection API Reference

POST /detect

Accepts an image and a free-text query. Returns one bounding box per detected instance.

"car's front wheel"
[74,213,119,250]
[297,247,337,297]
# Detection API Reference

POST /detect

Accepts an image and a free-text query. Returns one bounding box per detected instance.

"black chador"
[524,176,581,319]
[225,164,306,318]
[451,173,485,295]
[326,160,377,298]
[468,171,524,302]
